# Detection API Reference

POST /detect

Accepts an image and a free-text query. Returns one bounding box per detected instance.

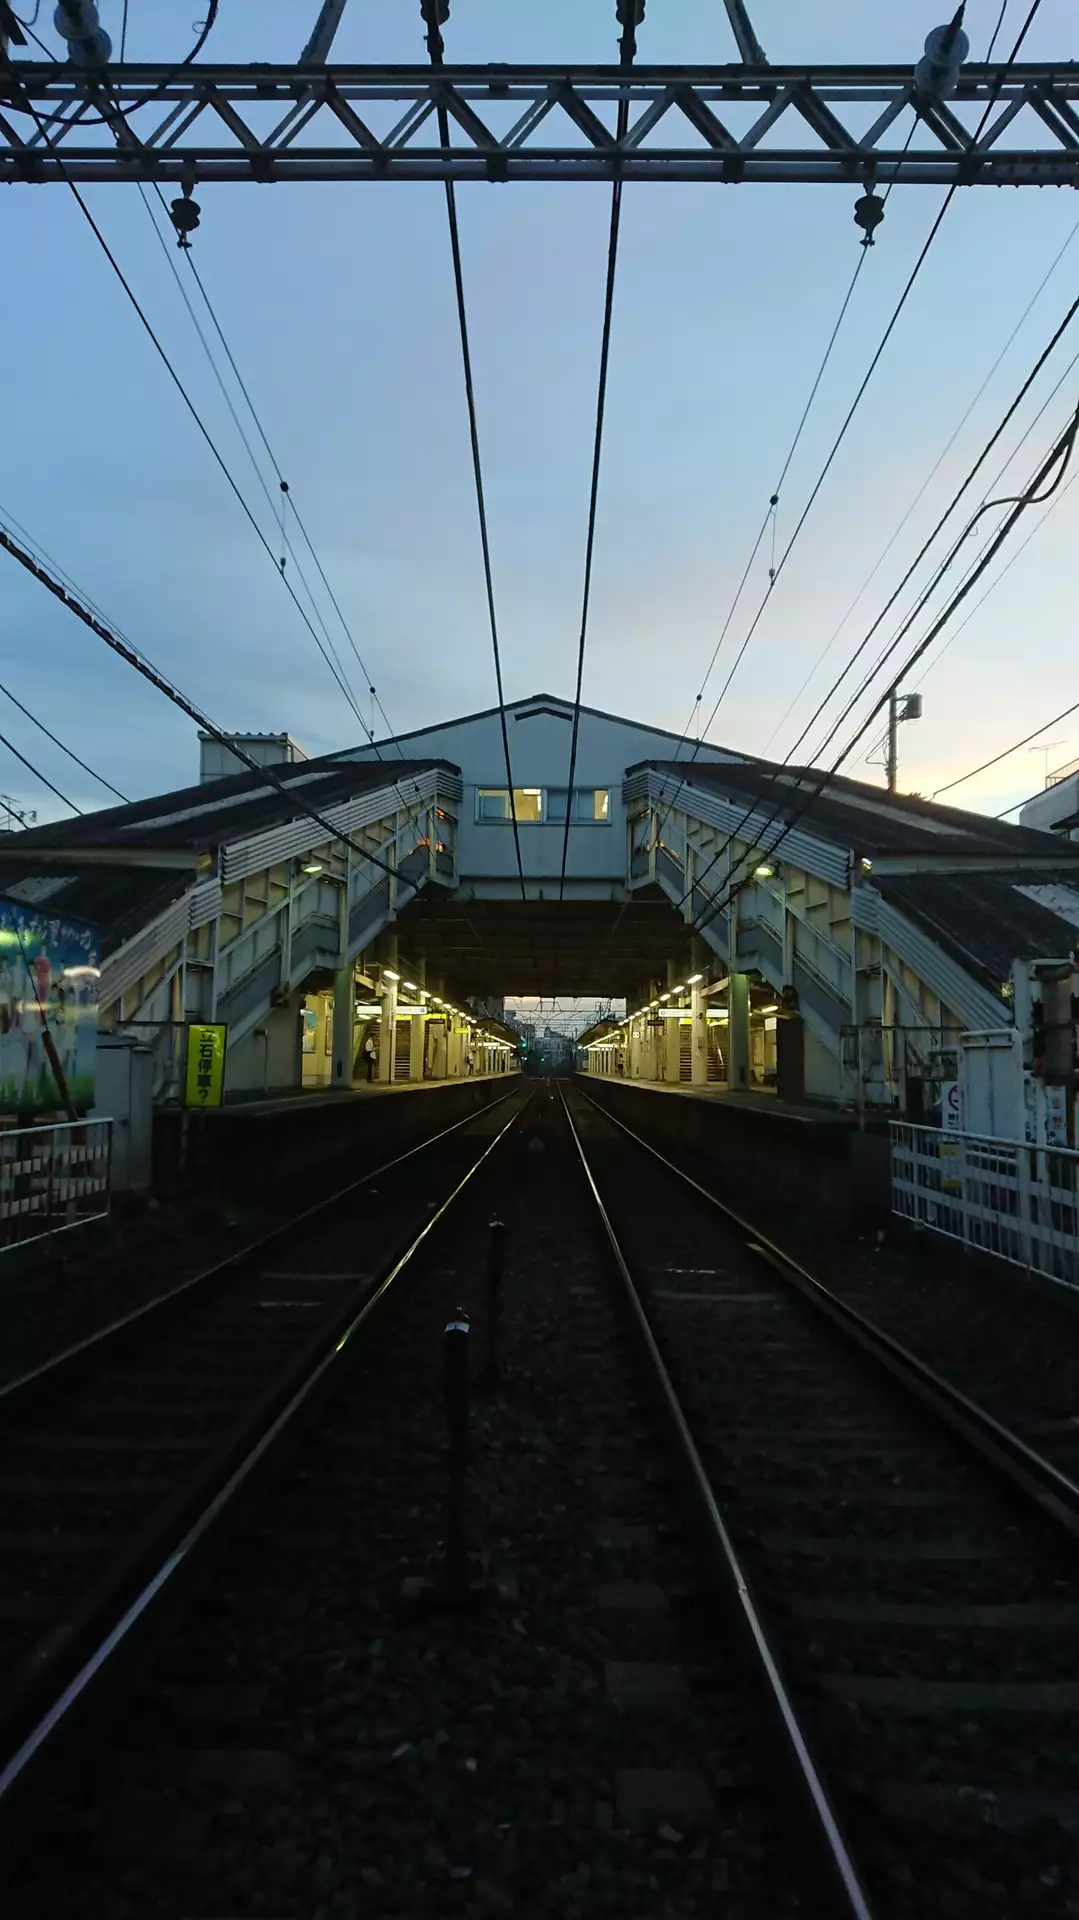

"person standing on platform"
[363,1031,376,1083]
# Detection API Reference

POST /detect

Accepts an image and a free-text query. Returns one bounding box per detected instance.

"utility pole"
[885,691,923,795]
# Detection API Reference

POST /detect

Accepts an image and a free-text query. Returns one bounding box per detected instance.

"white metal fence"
[891,1121,1079,1288]
[0,1118,112,1253]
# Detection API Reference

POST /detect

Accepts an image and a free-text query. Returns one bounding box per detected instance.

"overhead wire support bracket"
[1,61,1078,187]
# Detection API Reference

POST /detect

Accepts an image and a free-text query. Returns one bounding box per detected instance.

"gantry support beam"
[0,61,1077,186]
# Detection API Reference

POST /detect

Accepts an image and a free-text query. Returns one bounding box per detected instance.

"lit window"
[477,788,544,823]
[592,788,610,821]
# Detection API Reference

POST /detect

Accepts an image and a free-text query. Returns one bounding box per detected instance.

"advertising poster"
[0,900,100,1114]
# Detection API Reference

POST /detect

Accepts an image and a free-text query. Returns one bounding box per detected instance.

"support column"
[379,971,398,1082]
[431,1017,448,1078]
[332,965,355,1088]
[665,961,681,1082]
[691,980,708,1086]
[728,972,751,1091]
[409,1008,425,1081]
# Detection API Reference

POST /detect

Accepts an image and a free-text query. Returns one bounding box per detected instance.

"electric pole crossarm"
[1,62,1078,186]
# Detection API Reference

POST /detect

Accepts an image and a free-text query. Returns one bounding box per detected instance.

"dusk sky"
[1,0,1076,828]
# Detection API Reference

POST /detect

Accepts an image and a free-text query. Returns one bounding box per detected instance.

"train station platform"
[220,1069,516,1119]
[156,1072,521,1203]
[581,1075,887,1234]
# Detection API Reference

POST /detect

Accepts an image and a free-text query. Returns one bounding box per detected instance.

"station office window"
[547,788,611,823]
[477,787,544,822]
[477,787,610,823]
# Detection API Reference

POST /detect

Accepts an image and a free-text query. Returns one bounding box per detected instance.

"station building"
[1,692,1077,1122]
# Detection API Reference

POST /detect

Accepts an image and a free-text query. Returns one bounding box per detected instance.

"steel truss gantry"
[0,60,1078,187]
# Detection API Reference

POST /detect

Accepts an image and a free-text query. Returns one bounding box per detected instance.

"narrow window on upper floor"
[476,787,544,823]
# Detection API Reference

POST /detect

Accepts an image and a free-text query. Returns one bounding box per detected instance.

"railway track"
[566,1083,1079,1917]
[0,1082,521,1792]
[7,1082,1079,1915]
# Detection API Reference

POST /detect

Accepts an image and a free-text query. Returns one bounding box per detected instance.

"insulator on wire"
[853,188,885,247]
[616,1,646,24]
[54,1,112,69]
[420,1,450,25]
[169,181,201,250]
[915,11,970,100]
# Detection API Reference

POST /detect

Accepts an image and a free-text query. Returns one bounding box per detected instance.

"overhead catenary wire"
[7,1,219,128]
[765,205,1079,753]
[693,0,1043,745]
[0,75,383,739]
[162,205,405,753]
[133,184,367,733]
[686,390,1079,940]
[802,376,1079,777]
[0,723,79,816]
[423,2,526,906]
[556,5,639,905]
[776,272,1079,775]
[930,694,1079,798]
[0,520,420,887]
[0,677,128,802]
[911,463,1078,690]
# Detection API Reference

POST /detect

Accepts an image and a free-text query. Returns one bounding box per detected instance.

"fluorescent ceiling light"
[659,992,670,1001]
[754,864,775,879]
[302,860,323,875]
[383,968,400,981]
[758,1004,779,1015]
[687,973,703,985]
[403,980,417,990]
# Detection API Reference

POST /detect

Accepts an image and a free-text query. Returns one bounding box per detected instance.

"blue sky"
[0,0,1076,826]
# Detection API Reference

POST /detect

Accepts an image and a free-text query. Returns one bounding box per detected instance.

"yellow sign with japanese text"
[184,1023,227,1109]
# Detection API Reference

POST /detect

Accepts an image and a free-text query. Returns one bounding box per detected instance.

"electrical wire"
[805,386,1079,775]
[134,181,367,734]
[765,206,1079,753]
[8,1,218,128]
[423,3,526,905]
[686,390,1079,940]
[693,0,1043,744]
[0,723,79,815]
[0,519,418,887]
[931,695,1079,797]
[0,677,128,802]
[985,1,1009,62]
[119,0,128,63]
[911,464,1078,690]
[172,220,404,752]
[779,277,1079,772]
[0,65,412,767]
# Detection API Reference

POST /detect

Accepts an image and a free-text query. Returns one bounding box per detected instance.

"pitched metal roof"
[0,752,454,859]
[641,757,1072,859]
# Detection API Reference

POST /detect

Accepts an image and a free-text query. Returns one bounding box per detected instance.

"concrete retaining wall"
[154,1079,512,1202]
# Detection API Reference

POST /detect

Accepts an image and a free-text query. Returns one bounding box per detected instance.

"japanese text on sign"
[184,1023,227,1108]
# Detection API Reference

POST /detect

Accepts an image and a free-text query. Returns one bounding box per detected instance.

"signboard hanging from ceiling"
[0,899,100,1115]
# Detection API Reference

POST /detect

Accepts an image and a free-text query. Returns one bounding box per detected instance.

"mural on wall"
[302,1008,318,1055]
[0,902,100,1114]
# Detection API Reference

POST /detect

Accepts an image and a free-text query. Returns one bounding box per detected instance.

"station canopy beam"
[0,61,1078,187]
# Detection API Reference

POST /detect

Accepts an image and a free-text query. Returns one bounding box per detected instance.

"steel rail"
[558,1086,876,1920]
[0,1082,518,1406]
[0,1087,531,1833]
[572,1083,1079,1541]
